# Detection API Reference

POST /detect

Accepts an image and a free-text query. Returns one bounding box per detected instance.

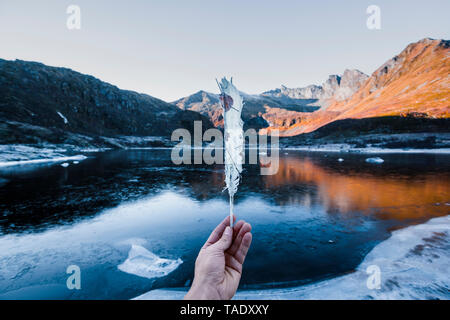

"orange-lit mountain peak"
[272,38,450,136]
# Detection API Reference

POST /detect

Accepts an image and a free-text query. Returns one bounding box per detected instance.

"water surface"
[0,150,448,299]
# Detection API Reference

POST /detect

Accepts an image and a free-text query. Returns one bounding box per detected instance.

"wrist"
[184,279,221,300]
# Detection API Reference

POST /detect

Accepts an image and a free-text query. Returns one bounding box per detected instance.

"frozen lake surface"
[0,149,449,299]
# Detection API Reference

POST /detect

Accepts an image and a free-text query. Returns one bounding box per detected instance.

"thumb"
[212,226,233,251]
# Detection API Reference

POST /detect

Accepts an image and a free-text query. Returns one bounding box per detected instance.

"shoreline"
[0,155,88,168]
[282,145,450,154]
[1,143,450,168]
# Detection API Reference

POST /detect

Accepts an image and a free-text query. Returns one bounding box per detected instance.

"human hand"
[184,216,252,300]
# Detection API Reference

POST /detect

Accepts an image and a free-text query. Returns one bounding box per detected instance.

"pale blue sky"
[0,0,449,101]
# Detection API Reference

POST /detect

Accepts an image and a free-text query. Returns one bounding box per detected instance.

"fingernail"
[225,226,232,236]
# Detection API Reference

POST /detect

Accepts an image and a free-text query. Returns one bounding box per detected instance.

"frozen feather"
[217,77,244,227]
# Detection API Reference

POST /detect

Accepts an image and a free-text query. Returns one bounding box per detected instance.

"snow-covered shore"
[1,140,449,168]
[282,144,450,154]
[134,215,450,300]
[0,155,87,167]
[281,133,450,154]
[0,145,88,167]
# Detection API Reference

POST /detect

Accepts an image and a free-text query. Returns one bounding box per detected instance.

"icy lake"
[0,149,449,299]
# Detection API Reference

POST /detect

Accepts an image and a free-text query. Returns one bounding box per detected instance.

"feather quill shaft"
[217,77,244,228]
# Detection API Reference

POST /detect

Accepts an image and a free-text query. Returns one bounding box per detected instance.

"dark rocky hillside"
[0,59,212,145]
[281,116,450,149]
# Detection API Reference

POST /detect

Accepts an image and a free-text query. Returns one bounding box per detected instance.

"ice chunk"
[118,245,182,279]
[337,158,344,162]
[365,157,384,164]
[60,163,69,167]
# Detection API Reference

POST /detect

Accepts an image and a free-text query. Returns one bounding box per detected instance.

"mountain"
[260,69,369,130]
[172,69,368,131]
[174,38,448,139]
[0,59,212,145]
[174,90,225,128]
[173,90,320,130]
[269,38,450,136]
[2,38,447,147]
[263,69,369,103]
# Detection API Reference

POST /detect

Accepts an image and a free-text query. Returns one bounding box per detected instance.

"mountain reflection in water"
[260,155,449,220]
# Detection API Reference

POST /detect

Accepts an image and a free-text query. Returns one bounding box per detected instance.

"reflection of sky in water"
[0,150,448,299]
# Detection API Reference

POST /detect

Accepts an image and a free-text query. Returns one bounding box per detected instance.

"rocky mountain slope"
[173,90,321,130]
[0,59,212,146]
[263,69,369,105]
[260,69,369,130]
[1,38,447,148]
[175,38,448,139]
[272,38,450,136]
[173,69,367,131]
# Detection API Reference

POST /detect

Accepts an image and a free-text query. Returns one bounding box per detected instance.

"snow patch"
[77,148,111,153]
[0,145,88,167]
[0,155,87,167]
[56,112,68,124]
